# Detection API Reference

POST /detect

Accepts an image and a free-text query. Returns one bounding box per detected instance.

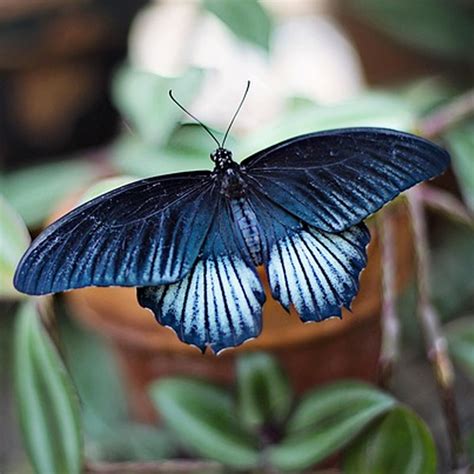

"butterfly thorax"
[211,147,234,170]
[211,148,245,199]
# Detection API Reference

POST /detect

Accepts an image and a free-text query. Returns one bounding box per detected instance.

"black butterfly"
[14,84,450,353]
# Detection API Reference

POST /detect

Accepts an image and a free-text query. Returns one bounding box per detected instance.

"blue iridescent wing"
[249,188,370,322]
[137,194,266,353]
[242,128,450,232]
[14,171,218,295]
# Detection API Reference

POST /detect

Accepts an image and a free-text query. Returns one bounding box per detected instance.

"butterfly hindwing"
[242,127,450,232]
[14,172,218,294]
[137,196,266,353]
[248,188,370,321]
[267,224,370,321]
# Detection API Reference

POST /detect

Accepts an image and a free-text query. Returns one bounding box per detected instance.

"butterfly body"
[14,127,450,353]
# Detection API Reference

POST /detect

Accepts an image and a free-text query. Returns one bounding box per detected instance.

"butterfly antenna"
[168,90,221,148]
[222,80,251,148]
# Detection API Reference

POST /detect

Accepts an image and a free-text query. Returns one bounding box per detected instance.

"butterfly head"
[211,147,234,170]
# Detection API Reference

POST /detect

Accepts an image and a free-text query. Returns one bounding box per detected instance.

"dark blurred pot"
[57,202,413,423]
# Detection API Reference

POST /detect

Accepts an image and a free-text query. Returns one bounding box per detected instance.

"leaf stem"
[406,188,467,469]
[417,184,473,226]
[377,210,400,388]
[417,89,474,138]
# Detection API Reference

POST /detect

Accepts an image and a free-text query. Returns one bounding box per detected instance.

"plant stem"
[407,188,466,469]
[418,184,473,227]
[84,459,224,473]
[418,89,474,138]
[377,210,400,388]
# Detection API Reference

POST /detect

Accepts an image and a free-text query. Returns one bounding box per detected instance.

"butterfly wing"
[137,194,266,354]
[249,188,370,322]
[14,171,218,295]
[242,128,450,232]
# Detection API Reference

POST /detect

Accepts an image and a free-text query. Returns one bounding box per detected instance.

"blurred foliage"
[2,159,97,228]
[59,313,178,462]
[398,221,474,344]
[344,407,437,473]
[150,354,436,472]
[112,66,203,146]
[347,0,474,60]
[236,91,416,158]
[77,176,136,204]
[445,316,474,380]
[446,119,474,211]
[237,352,292,431]
[203,0,273,50]
[269,381,396,470]
[151,378,260,469]
[111,124,231,178]
[14,302,83,474]
[0,195,30,299]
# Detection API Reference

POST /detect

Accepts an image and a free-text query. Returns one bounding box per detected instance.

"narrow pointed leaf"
[59,317,128,436]
[150,378,259,469]
[0,195,30,299]
[269,381,396,470]
[343,406,437,474]
[237,352,293,431]
[14,302,83,474]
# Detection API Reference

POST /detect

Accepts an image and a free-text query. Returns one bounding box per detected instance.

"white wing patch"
[267,223,370,321]
[137,253,265,353]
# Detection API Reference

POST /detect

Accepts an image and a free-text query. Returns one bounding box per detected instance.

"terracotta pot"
[60,203,413,423]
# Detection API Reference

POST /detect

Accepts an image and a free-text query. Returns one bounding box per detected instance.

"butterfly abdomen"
[230,197,263,265]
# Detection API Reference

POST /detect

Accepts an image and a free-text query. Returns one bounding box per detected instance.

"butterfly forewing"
[14,171,218,294]
[242,128,450,232]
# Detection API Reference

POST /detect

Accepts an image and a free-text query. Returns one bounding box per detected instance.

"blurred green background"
[1,1,473,473]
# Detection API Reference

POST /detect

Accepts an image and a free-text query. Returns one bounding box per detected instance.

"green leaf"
[0,195,30,299]
[236,92,416,159]
[87,423,177,462]
[343,407,437,474]
[14,302,83,474]
[58,315,129,436]
[111,136,212,177]
[396,77,457,115]
[111,124,237,177]
[77,176,137,204]
[236,352,293,431]
[112,66,203,146]
[203,0,273,51]
[445,316,474,379]
[347,0,474,60]
[2,159,96,228]
[445,120,474,212]
[268,381,396,470]
[150,378,259,469]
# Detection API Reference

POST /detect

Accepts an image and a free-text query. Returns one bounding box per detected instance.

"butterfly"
[14,83,450,353]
